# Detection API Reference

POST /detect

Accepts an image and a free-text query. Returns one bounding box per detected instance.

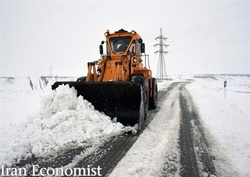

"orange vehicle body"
[87,29,152,94]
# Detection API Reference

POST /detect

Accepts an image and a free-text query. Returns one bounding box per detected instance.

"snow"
[0,75,249,176]
[0,78,125,166]
[110,83,181,177]
[110,74,250,177]
[186,75,250,177]
[0,76,76,127]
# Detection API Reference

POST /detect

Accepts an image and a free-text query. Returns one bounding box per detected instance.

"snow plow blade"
[52,81,142,126]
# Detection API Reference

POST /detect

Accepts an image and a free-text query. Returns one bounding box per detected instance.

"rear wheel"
[149,78,158,109]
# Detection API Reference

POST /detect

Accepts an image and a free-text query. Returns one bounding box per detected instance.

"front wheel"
[131,75,149,131]
[138,85,145,132]
[149,78,158,109]
[131,75,149,118]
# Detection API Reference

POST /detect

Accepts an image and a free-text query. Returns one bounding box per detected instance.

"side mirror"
[141,43,145,53]
[99,45,103,55]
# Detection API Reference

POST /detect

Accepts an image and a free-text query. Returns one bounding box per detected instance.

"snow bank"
[186,75,250,177]
[0,85,124,166]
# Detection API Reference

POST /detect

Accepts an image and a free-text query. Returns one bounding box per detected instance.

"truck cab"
[96,29,148,82]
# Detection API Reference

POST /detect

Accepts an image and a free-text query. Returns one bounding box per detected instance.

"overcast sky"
[0,0,249,77]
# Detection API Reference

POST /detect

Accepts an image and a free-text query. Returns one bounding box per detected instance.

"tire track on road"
[179,85,216,177]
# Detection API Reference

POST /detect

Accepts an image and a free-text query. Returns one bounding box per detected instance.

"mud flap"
[52,81,143,126]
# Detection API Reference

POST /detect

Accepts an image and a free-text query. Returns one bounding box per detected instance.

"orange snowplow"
[52,29,158,130]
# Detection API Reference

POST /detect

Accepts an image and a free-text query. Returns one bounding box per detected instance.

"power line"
[171,25,250,46]
[146,4,249,53]
[168,13,249,41]
[171,35,249,52]
[162,0,247,35]
[146,0,249,59]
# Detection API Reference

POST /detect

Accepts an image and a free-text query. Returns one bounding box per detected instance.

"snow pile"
[187,75,250,177]
[0,85,124,166]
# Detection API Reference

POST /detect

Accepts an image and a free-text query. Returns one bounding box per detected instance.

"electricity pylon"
[154,28,168,81]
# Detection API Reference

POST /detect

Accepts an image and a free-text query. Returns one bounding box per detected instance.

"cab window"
[110,36,132,53]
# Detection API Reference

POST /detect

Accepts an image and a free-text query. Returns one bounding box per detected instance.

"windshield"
[110,36,132,53]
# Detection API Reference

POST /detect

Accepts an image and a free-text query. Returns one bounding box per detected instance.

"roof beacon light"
[105,29,110,36]
[131,30,136,34]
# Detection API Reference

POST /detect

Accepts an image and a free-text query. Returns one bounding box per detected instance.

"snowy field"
[186,75,250,177]
[0,75,249,176]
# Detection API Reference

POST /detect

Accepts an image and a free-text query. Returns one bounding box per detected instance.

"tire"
[137,85,145,132]
[131,75,149,119]
[149,78,158,109]
[76,76,86,82]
